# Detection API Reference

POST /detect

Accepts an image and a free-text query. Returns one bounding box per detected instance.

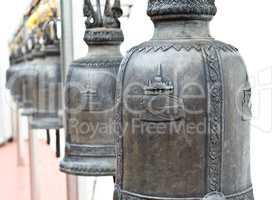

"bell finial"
[112,0,123,19]
[83,0,124,45]
[96,0,103,25]
[83,0,102,28]
[84,0,123,29]
[43,20,59,45]
[104,0,113,17]
[103,0,122,28]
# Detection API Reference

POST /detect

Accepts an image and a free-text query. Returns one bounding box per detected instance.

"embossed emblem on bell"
[114,0,254,200]
[30,20,63,130]
[142,65,185,123]
[60,0,124,176]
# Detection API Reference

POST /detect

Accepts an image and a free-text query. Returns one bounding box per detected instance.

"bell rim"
[21,108,35,116]
[60,156,116,177]
[30,117,63,129]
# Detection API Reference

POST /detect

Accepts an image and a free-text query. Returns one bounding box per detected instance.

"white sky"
[0,0,30,142]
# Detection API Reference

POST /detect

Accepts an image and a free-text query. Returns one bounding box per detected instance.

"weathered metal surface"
[30,21,63,130]
[21,41,37,116]
[30,50,63,129]
[6,55,14,90]
[114,1,254,199]
[10,54,24,108]
[60,0,124,176]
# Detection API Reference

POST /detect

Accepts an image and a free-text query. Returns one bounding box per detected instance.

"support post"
[28,120,41,200]
[91,178,97,200]
[56,129,60,158]
[66,175,79,200]
[15,106,24,166]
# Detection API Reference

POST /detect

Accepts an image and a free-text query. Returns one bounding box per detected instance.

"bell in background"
[9,46,24,109]
[30,21,63,131]
[6,53,15,91]
[21,37,36,117]
[43,19,63,153]
[114,0,254,200]
[29,20,63,157]
[60,0,124,176]
[29,31,46,129]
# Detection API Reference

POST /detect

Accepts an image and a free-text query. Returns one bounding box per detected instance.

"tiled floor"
[0,140,67,200]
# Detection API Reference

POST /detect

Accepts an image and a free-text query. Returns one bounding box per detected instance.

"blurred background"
[0,0,276,200]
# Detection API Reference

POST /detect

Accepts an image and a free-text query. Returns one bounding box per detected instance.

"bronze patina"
[30,21,63,130]
[21,37,36,116]
[114,0,254,199]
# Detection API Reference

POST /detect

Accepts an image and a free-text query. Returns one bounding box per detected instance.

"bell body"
[31,48,63,129]
[60,30,123,176]
[21,54,36,116]
[6,56,14,90]
[115,2,254,200]
[6,68,11,90]
[10,57,24,108]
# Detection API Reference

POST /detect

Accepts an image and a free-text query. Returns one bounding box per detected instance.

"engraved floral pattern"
[202,46,224,193]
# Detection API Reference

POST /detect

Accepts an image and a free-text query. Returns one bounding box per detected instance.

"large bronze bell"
[30,22,63,130]
[60,0,124,176]
[114,1,254,200]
